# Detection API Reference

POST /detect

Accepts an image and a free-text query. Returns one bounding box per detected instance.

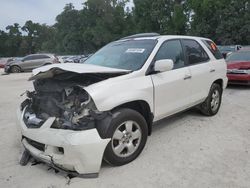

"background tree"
[0,0,250,57]
[187,0,250,44]
[5,23,22,56]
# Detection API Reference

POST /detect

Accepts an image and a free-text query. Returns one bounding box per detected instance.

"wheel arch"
[112,100,153,136]
[213,79,223,89]
[10,65,22,72]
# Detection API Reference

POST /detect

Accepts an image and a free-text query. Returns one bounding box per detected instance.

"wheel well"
[213,79,223,89]
[11,65,21,68]
[113,101,153,136]
[10,65,21,71]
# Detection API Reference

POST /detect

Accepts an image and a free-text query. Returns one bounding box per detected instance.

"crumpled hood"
[29,63,130,80]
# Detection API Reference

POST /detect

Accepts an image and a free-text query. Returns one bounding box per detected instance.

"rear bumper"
[18,107,110,176]
[227,74,250,85]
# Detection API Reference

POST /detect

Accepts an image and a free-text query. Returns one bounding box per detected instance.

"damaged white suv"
[18,34,227,178]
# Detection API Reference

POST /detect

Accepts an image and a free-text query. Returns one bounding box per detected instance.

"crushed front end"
[18,74,113,177]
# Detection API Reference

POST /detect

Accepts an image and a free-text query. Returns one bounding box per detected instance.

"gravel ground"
[0,69,249,188]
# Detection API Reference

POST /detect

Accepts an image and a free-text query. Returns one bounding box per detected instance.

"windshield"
[226,51,250,63]
[84,39,157,71]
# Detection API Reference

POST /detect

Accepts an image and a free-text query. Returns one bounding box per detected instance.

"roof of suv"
[26,53,55,58]
[119,34,211,42]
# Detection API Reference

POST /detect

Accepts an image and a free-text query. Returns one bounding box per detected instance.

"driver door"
[150,39,192,121]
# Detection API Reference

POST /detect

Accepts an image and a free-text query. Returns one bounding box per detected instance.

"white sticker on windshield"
[126,48,145,53]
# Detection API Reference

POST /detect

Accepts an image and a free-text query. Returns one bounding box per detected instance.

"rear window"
[36,55,50,59]
[202,40,223,59]
[226,51,250,63]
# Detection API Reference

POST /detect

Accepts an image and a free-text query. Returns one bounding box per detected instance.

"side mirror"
[154,59,174,73]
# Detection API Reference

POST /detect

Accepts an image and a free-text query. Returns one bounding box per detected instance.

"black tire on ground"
[20,150,31,166]
[10,65,21,73]
[200,83,223,116]
[104,108,148,166]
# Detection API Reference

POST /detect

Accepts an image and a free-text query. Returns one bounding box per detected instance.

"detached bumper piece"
[20,148,98,178]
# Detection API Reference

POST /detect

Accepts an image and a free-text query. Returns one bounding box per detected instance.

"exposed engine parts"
[22,76,111,131]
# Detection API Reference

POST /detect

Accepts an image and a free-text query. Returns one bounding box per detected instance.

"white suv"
[18,34,228,178]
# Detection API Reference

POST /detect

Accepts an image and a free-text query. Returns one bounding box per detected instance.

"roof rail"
[120,33,160,40]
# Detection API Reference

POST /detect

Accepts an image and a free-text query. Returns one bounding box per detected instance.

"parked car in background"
[4,54,59,73]
[218,45,242,58]
[18,34,227,177]
[226,49,250,85]
[79,54,93,63]
[57,56,73,63]
[64,55,81,63]
[0,58,8,68]
[0,57,15,68]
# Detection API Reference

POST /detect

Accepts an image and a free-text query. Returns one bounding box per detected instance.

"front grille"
[25,137,45,151]
[227,69,248,74]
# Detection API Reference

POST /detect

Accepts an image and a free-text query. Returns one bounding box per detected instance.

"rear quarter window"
[202,40,223,59]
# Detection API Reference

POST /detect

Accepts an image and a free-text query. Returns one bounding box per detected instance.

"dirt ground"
[0,69,249,188]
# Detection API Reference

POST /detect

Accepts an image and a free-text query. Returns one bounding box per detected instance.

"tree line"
[0,0,250,57]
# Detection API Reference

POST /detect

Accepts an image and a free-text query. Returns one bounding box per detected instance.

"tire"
[20,149,31,166]
[104,108,148,166]
[200,83,222,116]
[10,65,21,73]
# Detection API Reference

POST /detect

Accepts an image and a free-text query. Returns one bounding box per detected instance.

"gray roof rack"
[120,33,160,40]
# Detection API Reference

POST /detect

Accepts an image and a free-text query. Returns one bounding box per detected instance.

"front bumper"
[227,74,250,85]
[4,65,10,73]
[18,107,110,177]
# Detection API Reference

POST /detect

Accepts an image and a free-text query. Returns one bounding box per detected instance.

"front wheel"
[200,83,222,116]
[10,65,21,73]
[104,108,148,166]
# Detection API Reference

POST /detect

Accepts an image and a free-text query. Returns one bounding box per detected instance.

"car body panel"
[84,71,154,115]
[151,67,192,121]
[31,63,130,79]
[18,107,110,175]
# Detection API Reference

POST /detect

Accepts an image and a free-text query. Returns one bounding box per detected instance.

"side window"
[23,55,35,61]
[155,40,185,69]
[202,40,223,59]
[182,39,209,65]
[36,55,50,59]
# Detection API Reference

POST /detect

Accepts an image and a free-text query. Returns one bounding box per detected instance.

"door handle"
[184,75,192,80]
[210,69,215,73]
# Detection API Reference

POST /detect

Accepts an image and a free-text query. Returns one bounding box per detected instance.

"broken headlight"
[21,85,107,131]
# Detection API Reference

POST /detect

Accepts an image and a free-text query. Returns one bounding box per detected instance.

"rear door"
[151,39,192,121]
[20,55,36,70]
[181,39,212,104]
[29,55,51,69]
[202,40,226,88]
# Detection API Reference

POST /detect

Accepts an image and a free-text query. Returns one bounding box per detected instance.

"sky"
[0,0,84,30]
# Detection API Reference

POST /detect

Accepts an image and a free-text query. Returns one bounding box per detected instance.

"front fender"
[84,75,154,113]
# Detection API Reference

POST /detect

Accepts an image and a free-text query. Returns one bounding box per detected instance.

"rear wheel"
[104,108,148,166]
[200,83,222,116]
[10,65,21,73]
